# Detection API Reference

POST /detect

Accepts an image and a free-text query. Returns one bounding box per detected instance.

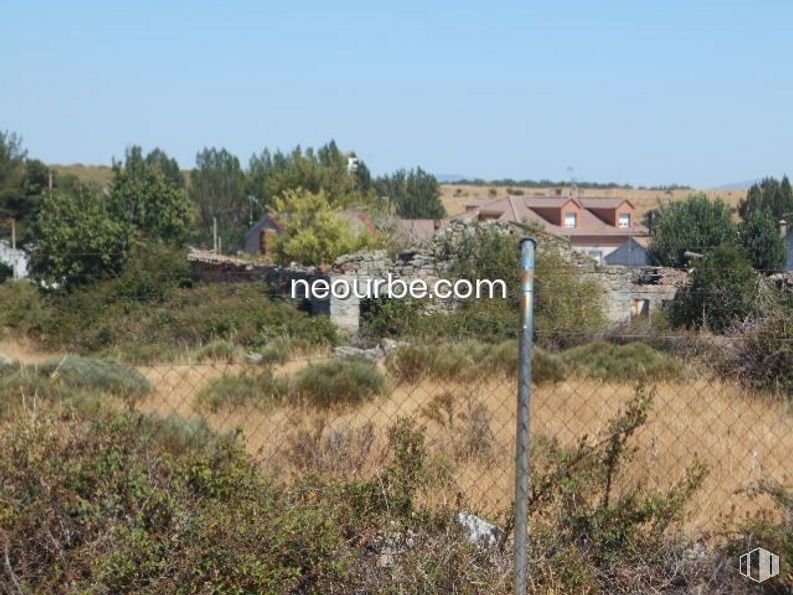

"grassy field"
[4,337,783,532]
[440,184,747,221]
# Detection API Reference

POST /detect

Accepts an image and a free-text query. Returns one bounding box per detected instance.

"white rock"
[457,512,503,548]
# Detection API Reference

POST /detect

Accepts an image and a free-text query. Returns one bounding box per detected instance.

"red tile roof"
[461,195,648,238]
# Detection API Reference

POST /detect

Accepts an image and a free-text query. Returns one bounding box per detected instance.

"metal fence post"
[515,237,536,595]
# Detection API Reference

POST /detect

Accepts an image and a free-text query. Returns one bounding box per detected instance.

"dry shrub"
[195,368,288,412]
[385,340,566,385]
[421,390,495,463]
[293,357,386,408]
[281,416,381,478]
[560,341,685,382]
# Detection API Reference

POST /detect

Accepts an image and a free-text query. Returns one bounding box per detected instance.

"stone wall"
[187,222,689,334]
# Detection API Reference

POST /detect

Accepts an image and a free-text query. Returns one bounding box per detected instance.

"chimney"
[780,219,788,239]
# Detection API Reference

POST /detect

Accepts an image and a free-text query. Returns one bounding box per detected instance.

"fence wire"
[107,333,792,535]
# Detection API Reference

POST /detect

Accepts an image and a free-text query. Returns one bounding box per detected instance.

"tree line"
[0,131,447,285]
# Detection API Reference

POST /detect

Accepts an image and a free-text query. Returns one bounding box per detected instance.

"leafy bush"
[385,340,567,385]
[0,282,338,363]
[649,193,737,267]
[293,357,386,407]
[196,369,289,412]
[560,341,685,382]
[669,246,760,333]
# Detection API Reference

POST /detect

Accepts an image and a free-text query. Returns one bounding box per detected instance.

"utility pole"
[213,217,218,253]
[11,219,16,251]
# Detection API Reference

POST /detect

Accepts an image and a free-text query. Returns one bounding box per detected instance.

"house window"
[618,213,630,228]
[564,212,577,228]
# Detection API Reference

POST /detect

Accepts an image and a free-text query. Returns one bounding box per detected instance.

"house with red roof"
[457,194,650,266]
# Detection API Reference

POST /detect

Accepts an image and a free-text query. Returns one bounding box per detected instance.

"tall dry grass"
[133,359,793,532]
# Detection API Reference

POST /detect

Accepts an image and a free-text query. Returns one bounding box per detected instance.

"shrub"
[560,341,685,382]
[196,369,289,412]
[730,308,793,397]
[194,339,247,363]
[669,246,760,333]
[0,384,722,593]
[293,357,386,407]
[0,282,338,363]
[385,340,567,385]
[35,355,151,400]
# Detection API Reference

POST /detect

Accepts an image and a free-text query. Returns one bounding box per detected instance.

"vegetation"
[737,175,793,223]
[0,387,741,593]
[375,167,446,219]
[559,341,686,382]
[0,261,12,283]
[109,146,195,246]
[272,188,379,265]
[649,193,737,267]
[29,185,134,288]
[0,355,149,417]
[436,224,605,347]
[385,340,567,385]
[249,140,374,209]
[739,207,786,271]
[197,368,289,412]
[0,279,338,363]
[669,246,760,333]
[189,146,249,250]
[730,307,793,397]
[293,357,386,407]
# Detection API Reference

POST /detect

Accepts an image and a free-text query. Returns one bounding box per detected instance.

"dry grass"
[440,184,747,221]
[4,338,789,532]
[129,358,793,533]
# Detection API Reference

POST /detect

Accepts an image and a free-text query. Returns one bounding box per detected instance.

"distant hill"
[716,179,761,191]
[435,173,470,183]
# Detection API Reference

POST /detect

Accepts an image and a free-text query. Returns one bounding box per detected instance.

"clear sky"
[2,0,792,187]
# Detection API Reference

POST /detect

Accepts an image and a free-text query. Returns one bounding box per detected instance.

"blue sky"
[2,0,792,187]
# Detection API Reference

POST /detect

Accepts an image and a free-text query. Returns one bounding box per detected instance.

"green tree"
[30,186,134,288]
[739,209,785,272]
[190,147,248,251]
[110,147,194,245]
[738,176,793,222]
[0,133,50,245]
[670,246,758,333]
[272,188,376,265]
[375,167,446,219]
[649,193,737,267]
[248,141,373,210]
[0,130,27,189]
